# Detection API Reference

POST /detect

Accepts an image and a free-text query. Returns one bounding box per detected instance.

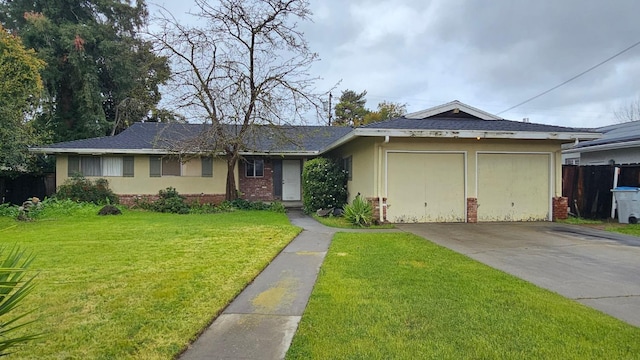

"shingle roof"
[42,123,352,153]
[571,120,640,149]
[361,116,593,133]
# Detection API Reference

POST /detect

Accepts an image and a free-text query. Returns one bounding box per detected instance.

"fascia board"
[238,151,319,156]
[319,131,358,154]
[353,128,601,141]
[28,148,172,155]
[563,139,640,154]
[29,147,321,157]
[405,100,502,120]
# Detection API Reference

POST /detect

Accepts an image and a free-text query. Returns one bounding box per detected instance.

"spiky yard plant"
[0,248,39,355]
[343,195,374,227]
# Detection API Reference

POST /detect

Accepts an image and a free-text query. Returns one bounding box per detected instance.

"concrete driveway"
[397,222,640,327]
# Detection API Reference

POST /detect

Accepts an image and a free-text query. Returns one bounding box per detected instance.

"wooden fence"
[0,174,55,205]
[562,165,640,219]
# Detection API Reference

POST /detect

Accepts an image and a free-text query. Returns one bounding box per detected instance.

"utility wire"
[497,39,640,115]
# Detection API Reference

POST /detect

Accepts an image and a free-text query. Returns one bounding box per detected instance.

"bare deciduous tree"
[151,0,322,200]
[614,97,640,123]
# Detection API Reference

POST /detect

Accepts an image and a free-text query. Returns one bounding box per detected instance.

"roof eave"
[563,139,640,154]
[319,131,357,154]
[238,150,320,156]
[29,148,172,155]
[353,128,601,141]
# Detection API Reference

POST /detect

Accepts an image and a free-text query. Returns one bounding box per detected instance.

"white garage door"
[387,152,465,223]
[477,153,551,222]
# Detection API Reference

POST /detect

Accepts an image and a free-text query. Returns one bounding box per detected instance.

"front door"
[282,160,301,201]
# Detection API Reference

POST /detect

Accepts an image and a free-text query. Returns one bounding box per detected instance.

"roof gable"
[405,100,502,120]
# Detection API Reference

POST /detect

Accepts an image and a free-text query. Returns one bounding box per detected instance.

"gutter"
[563,139,640,154]
[29,147,321,157]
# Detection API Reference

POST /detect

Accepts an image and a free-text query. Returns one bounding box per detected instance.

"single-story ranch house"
[32,101,600,223]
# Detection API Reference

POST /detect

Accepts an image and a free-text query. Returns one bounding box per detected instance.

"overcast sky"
[153,0,640,128]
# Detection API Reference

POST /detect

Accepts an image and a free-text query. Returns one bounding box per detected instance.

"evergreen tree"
[0,0,170,142]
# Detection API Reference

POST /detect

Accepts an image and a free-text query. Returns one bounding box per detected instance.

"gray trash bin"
[611,186,640,224]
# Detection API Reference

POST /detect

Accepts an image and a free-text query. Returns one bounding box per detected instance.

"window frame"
[149,156,182,177]
[343,156,353,181]
[245,159,265,178]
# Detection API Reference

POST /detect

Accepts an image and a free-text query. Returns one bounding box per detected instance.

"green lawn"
[287,232,640,359]
[0,205,299,359]
[608,224,640,237]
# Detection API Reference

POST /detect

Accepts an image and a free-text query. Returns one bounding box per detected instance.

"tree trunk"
[225,155,238,201]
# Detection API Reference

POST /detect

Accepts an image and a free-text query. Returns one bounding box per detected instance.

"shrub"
[0,203,18,218]
[302,157,347,213]
[343,195,373,227]
[55,175,118,205]
[151,187,190,214]
[0,247,40,355]
[269,202,286,213]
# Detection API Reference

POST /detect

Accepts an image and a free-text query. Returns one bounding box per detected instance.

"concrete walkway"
[179,210,338,360]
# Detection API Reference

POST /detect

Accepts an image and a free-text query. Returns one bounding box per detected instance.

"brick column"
[552,197,568,221]
[367,197,387,224]
[467,198,478,223]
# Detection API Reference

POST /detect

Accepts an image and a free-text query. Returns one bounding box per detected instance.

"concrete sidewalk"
[179,209,337,360]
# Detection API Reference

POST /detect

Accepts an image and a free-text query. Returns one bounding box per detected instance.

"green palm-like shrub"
[0,248,39,355]
[343,195,373,227]
[302,157,347,213]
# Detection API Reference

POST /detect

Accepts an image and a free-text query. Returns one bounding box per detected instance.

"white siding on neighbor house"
[579,148,640,165]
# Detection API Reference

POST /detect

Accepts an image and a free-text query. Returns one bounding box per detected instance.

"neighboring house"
[562,120,640,165]
[31,100,599,223]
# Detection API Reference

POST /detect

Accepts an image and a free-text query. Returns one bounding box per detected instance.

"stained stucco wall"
[56,155,233,195]
[332,136,564,222]
[329,137,378,202]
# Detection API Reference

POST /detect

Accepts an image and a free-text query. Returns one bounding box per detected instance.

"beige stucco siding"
[332,136,563,223]
[333,137,377,201]
[477,153,551,221]
[55,155,230,195]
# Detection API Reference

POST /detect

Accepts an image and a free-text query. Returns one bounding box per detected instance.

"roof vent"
[522,117,530,123]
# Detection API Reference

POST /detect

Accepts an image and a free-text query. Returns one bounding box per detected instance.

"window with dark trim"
[68,155,134,177]
[201,157,213,177]
[343,156,353,181]
[245,159,264,177]
[149,156,181,177]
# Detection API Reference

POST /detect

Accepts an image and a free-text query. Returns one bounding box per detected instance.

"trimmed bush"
[55,175,118,205]
[302,157,347,213]
[151,187,190,214]
[343,194,373,227]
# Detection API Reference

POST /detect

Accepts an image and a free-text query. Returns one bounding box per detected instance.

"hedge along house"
[31,101,599,222]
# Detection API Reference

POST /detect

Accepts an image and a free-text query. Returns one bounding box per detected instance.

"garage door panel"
[387,152,465,223]
[478,153,550,222]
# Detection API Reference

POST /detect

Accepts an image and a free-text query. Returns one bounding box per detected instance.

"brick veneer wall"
[552,196,568,221]
[467,197,478,223]
[367,197,387,223]
[240,159,275,201]
[119,193,226,207]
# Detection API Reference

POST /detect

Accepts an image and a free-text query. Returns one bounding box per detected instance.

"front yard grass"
[287,232,640,359]
[0,206,299,359]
